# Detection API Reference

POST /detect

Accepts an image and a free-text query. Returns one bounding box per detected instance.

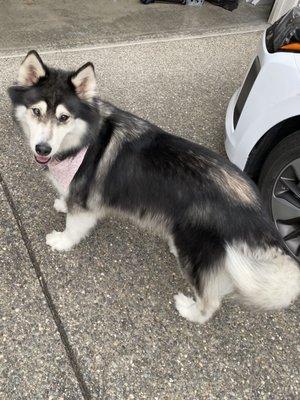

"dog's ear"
[18,50,46,86]
[71,62,97,101]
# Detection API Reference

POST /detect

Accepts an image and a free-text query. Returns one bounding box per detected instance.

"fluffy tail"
[225,244,300,310]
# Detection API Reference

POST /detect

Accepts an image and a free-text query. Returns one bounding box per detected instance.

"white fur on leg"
[46,210,97,251]
[168,237,178,258]
[174,293,199,322]
[174,291,222,324]
[46,230,74,251]
[174,293,210,324]
[174,267,233,324]
[54,198,68,213]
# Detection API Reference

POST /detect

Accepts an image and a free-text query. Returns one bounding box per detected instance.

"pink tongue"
[35,155,50,164]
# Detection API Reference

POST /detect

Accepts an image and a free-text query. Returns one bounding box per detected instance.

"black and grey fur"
[9,51,300,324]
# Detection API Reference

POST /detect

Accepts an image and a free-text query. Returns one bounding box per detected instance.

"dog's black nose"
[35,143,52,156]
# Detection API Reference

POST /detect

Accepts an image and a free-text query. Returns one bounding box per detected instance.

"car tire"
[258,131,300,258]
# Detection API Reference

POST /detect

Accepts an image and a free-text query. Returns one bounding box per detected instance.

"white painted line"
[0,26,267,60]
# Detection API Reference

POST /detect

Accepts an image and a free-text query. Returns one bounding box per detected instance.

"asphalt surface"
[1,1,299,399]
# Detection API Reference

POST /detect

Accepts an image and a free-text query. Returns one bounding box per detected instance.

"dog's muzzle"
[35,143,52,164]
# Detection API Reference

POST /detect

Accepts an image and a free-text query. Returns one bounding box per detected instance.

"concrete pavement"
[0,0,270,56]
[0,186,83,399]
[0,1,299,399]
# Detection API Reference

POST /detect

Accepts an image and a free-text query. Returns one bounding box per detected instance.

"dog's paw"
[174,293,204,324]
[53,198,67,213]
[174,292,195,310]
[46,230,74,251]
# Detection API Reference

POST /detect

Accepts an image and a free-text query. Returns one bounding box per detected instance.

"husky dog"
[9,51,300,324]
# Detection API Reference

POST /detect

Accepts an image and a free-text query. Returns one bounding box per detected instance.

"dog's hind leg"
[175,268,233,324]
[172,230,233,324]
[46,209,98,251]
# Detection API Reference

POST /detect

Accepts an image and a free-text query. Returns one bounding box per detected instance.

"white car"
[225,11,300,260]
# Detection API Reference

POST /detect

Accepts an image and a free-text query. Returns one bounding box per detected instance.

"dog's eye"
[32,108,41,117]
[58,114,70,123]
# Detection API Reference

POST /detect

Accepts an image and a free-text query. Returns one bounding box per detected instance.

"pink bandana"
[48,147,87,191]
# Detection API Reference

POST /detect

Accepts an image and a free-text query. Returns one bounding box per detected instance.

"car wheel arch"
[244,115,300,182]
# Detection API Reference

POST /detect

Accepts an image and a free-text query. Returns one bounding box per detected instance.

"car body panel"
[225,32,300,170]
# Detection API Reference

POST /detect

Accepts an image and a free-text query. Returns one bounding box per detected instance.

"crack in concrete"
[0,172,93,400]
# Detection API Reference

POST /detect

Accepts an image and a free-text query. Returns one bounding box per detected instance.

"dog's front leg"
[46,208,97,251]
[46,172,68,213]
[53,197,68,213]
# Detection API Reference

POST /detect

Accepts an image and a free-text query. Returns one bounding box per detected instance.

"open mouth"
[34,155,51,164]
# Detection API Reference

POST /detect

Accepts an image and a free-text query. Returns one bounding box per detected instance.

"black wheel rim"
[272,158,300,260]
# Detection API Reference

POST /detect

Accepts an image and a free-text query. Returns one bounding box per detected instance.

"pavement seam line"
[0,172,92,400]
[0,26,267,59]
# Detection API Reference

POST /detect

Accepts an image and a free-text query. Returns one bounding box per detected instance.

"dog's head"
[8,50,99,164]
